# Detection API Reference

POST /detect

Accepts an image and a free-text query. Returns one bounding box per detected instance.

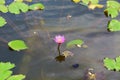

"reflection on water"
[0,0,120,80]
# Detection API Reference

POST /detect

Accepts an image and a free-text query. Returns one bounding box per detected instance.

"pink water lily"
[54,35,65,44]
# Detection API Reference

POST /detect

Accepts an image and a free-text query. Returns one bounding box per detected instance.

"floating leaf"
[0,17,7,27]
[66,39,84,48]
[82,0,99,5]
[0,62,15,72]
[17,2,29,12]
[115,56,120,71]
[8,40,28,51]
[103,57,116,70]
[0,71,12,80]
[0,5,8,13]
[8,2,29,14]
[104,8,118,18]
[79,2,88,6]
[0,62,25,80]
[0,0,5,4]
[29,3,45,10]
[107,19,120,32]
[103,56,120,71]
[88,4,104,10]
[14,0,23,2]
[24,0,32,2]
[0,62,14,80]
[72,0,81,3]
[7,74,25,80]
[104,1,120,18]
[107,1,120,10]
[62,50,74,58]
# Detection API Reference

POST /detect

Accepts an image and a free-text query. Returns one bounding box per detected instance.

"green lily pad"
[104,8,118,18]
[82,0,99,5]
[8,2,29,14]
[103,57,116,70]
[0,16,7,27]
[107,1,120,10]
[104,1,120,18]
[0,62,26,80]
[0,71,12,80]
[7,75,25,80]
[103,56,120,71]
[66,39,84,48]
[115,56,120,71]
[14,0,23,2]
[29,3,45,10]
[8,40,28,51]
[0,0,5,4]
[107,19,120,32]
[0,62,15,72]
[0,5,8,13]
[0,62,14,80]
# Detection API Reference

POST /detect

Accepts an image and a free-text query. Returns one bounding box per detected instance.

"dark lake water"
[0,0,120,80]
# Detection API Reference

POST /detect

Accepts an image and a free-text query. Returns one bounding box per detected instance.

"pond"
[0,0,120,80]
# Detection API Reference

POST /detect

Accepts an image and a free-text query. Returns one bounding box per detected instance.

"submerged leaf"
[29,3,45,10]
[0,17,7,27]
[66,39,84,48]
[107,19,120,32]
[8,40,28,51]
[62,50,74,58]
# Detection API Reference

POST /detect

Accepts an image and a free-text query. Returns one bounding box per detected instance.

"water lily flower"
[54,35,65,44]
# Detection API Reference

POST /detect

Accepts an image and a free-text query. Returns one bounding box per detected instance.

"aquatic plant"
[0,0,45,27]
[107,19,120,32]
[72,0,120,32]
[0,17,7,27]
[103,56,120,71]
[54,35,87,62]
[54,35,65,62]
[54,35,65,44]
[62,50,74,58]
[8,40,28,51]
[55,55,65,62]
[0,62,25,80]
[104,1,120,18]
[66,39,84,48]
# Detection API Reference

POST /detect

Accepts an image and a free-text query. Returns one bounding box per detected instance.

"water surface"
[0,0,120,80]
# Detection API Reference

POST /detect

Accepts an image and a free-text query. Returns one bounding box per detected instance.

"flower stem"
[57,43,61,55]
